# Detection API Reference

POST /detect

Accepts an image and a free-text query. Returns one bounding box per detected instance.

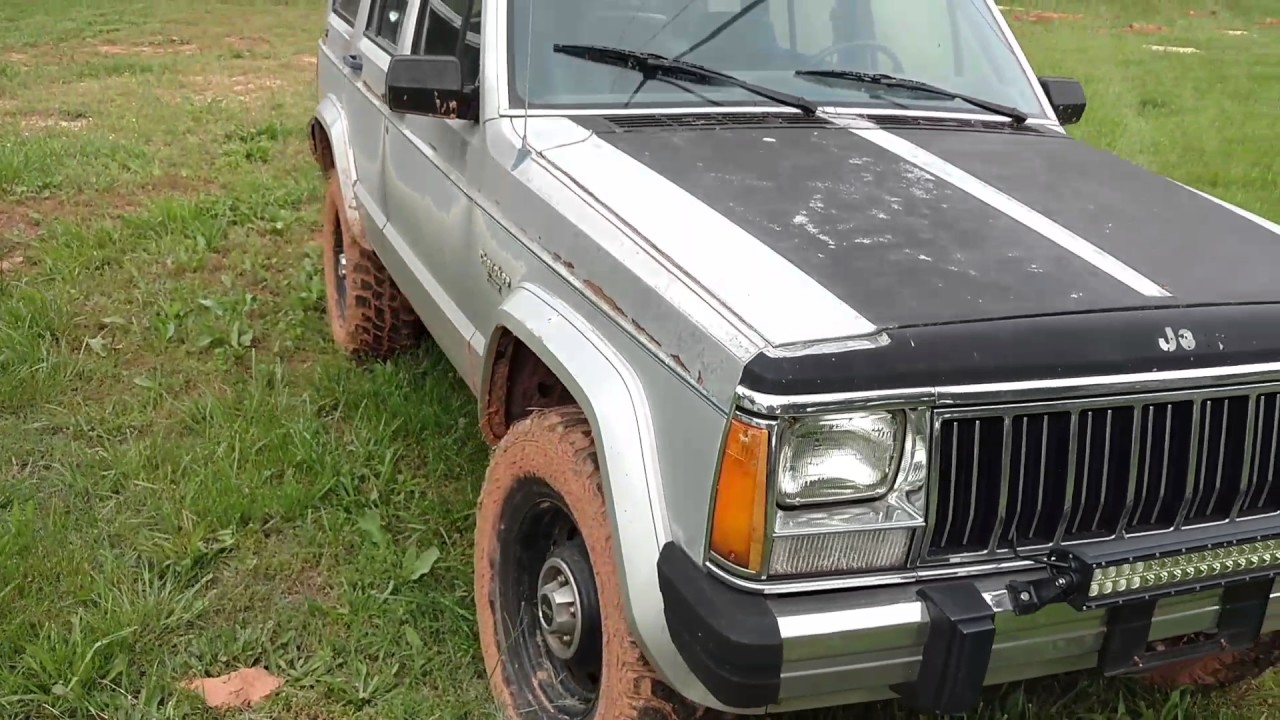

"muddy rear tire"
[321,172,424,359]
[474,407,726,719]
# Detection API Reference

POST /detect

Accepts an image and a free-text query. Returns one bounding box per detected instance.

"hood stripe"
[541,134,879,345]
[1175,181,1280,237]
[845,126,1174,299]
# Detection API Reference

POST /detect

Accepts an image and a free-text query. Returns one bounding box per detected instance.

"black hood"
[579,114,1280,330]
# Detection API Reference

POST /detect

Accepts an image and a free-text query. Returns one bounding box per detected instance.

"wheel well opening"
[484,331,577,443]
[310,119,335,173]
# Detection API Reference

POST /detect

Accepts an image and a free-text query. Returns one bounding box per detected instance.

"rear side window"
[414,0,482,85]
[333,0,360,24]
[367,0,410,48]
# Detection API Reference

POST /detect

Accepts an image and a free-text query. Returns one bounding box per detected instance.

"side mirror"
[1038,77,1087,126]
[386,55,477,121]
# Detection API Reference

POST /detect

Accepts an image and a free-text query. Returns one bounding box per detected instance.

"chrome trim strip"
[1054,410,1079,545]
[1179,398,1205,528]
[1230,392,1260,520]
[735,361,1280,415]
[842,126,1172,299]
[989,416,1012,553]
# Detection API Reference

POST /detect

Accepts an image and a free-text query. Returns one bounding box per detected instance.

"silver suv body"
[310,0,1280,715]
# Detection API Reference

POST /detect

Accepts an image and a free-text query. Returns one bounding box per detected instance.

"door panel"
[383,116,481,375]
[380,0,487,381]
[344,0,410,218]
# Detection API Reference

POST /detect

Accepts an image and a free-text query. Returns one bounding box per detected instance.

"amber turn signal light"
[710,417,771,574]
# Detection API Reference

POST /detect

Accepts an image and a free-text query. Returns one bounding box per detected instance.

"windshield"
[508,0,1046,118]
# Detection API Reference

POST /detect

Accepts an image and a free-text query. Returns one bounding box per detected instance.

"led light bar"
[1007,518,1280,615]
[1085,539,1280,605]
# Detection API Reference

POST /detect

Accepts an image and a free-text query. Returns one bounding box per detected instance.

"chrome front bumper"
[655,543,1280,715]
[768,572,1280,713]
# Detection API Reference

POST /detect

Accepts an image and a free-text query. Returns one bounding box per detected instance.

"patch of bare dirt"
[3,51,27,63]
[1122,23,1170,35]
[0,254,25,274]
[0,206,39,239]
[293,54,318,69]
[1146,44,1202,54]
[21,111,92,132]
[227,35,270,52]
[284,567,334,604]
[183,667,284,709]
[1262,18,1280,28]
[188,74,285,103]
[1188,10,1219,18]
[97,37,198,56]
[1012,11,1084,23]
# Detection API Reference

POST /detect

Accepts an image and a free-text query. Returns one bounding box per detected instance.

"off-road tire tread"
[321,172,424,359]
[476,407,729,719]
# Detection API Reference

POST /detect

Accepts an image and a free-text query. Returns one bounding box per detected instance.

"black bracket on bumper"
[1100,578,1272,676]
[893,581,997,716]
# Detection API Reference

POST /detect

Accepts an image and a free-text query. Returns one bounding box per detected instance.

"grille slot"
[927,389,1280,561]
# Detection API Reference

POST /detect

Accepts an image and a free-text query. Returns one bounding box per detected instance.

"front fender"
[312,94,363,239]
[487,285,727,711]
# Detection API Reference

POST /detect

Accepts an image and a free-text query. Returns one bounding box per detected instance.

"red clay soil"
[183,667,284,709]
[1139,632,1280,690]
[1012,11,1084,23]
[1122,23,1169,34]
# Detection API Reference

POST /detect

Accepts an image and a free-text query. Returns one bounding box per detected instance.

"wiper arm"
[554,43,818,117]
[795,70,1028,125]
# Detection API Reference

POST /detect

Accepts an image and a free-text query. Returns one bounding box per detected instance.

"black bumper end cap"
[656,542,782,709]
[892,581,996,716]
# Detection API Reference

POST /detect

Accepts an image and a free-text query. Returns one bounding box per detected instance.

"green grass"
[0,0,1277,718]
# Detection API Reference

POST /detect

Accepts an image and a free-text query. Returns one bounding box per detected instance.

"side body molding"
[485,284,725,711]
[312,94,363,238]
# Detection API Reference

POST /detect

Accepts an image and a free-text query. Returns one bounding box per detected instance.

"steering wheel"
[807,41,906,74]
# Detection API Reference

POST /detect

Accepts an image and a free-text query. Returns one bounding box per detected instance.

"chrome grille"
[926,387,1280,561]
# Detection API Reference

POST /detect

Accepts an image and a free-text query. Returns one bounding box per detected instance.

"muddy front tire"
[474,407,725,719]
[320,172,424,359]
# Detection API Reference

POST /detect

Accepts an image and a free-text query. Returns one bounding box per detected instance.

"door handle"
[343,53,364,73]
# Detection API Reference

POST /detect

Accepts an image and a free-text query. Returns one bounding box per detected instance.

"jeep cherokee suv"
[308,0,1280,716]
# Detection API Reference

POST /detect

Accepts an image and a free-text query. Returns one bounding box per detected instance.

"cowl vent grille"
[865,114,1048,134]
[596,112,838,131]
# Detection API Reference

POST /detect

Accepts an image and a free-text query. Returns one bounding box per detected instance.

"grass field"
[1,0,1277,718]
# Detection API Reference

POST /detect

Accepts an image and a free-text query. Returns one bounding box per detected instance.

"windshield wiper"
[794,70,1027,125]
[554,43,818,117]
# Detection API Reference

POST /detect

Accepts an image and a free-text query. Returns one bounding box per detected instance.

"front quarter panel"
[313,51,361,235]
[492,284,745,713]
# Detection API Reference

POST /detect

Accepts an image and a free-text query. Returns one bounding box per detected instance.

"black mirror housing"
[387,55,477,121]
[1038,77,1087,126]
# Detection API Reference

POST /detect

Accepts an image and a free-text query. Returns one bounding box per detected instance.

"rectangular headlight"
[777,411,903,506]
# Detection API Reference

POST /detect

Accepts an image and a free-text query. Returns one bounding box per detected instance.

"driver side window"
[414,0,482,86]
[367,0,411,49]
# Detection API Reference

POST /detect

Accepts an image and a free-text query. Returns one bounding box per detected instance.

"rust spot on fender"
[550,251,576,272]
[583,280,624,317]
[670,354,690,374]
